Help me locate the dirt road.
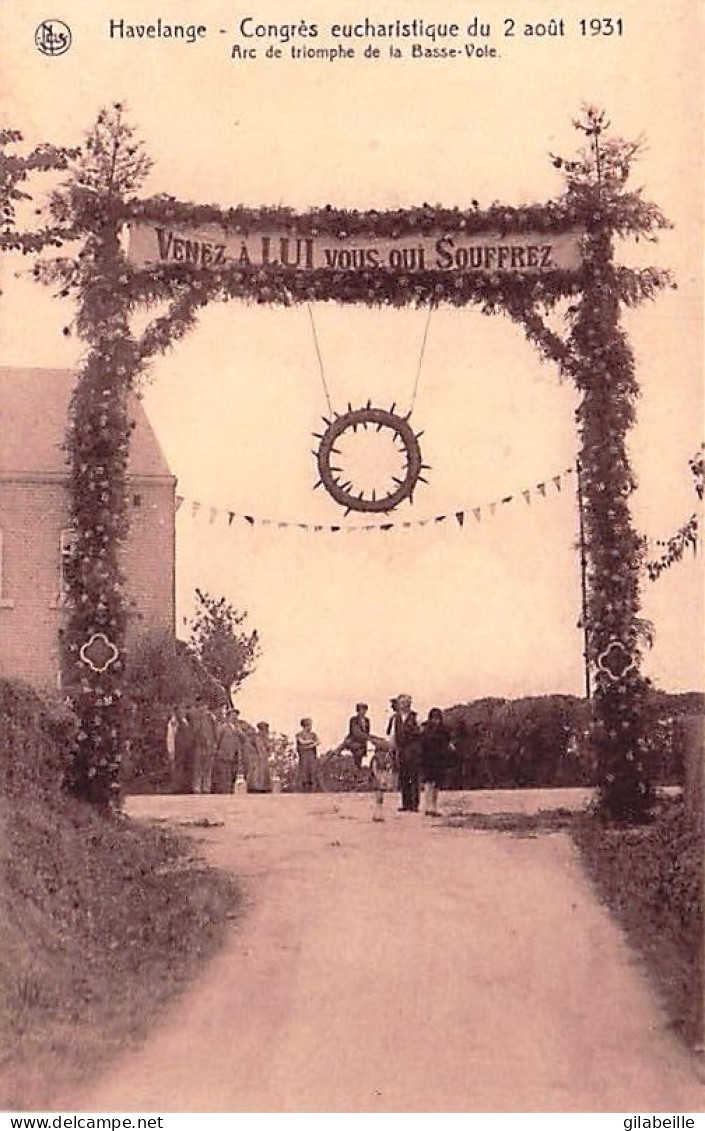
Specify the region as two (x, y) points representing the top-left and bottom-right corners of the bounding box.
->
(72, 790), (703, 1112)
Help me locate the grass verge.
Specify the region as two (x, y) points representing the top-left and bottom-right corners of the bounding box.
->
(570, 794), (703, 1046)
(0, 790), (238, 1110)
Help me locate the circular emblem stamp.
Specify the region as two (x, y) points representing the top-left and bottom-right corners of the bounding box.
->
(35, 19), (72, 56)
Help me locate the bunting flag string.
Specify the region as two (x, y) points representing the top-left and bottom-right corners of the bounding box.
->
(173, 465), (578, 534)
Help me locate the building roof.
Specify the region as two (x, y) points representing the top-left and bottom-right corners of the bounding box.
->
(0, 367), (173, 479)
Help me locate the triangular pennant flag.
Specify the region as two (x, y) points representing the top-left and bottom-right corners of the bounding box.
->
(152, 465), (580, 535)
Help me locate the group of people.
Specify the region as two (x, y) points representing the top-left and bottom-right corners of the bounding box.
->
(166, 698), (273, 794)
(334, 695), (454, 820)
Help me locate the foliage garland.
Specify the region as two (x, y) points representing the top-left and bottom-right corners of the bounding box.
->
(118, 189), (668, 241)
(38, 105), (672, 819)
(647, 514), (699, 580)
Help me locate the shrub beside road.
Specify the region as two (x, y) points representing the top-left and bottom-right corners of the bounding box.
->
(0, 679), (238, 1110)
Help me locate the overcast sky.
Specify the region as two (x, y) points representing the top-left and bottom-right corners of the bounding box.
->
(1, 0), (702, 744)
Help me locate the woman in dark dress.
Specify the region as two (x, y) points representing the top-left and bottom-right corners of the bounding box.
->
(421, 707), (452, 816)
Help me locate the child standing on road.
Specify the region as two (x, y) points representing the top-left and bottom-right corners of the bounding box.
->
(296, 717), (320, 792)
(421, 707), (452, 816)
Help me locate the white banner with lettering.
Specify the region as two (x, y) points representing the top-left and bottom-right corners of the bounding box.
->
(128, 221), (584, 275)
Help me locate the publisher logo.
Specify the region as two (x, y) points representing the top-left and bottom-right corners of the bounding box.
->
(35, 19), (72, 56)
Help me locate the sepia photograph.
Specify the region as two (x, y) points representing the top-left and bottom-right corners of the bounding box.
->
(0, 0), (703, 1116)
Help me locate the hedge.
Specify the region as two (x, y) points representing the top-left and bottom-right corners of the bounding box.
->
(442, 690), (703, 790)
(0, 679), (76, 797)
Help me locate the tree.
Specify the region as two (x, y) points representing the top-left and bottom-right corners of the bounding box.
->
(268, 733), (297, 791)
(187, 590), (261, 706)
(121, 631), (221, 792)
(125, 631), (220, 708)
(0, 126), (77, 268)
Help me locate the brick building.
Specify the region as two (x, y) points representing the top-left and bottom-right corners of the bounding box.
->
(0, 367), (176, 690)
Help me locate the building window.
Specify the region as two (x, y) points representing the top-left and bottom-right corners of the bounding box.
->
(133, 493), (142, 507)
(59, 527), (77, 603)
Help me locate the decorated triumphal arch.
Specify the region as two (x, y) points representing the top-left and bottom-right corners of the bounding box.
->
(38, 105), (671, 819)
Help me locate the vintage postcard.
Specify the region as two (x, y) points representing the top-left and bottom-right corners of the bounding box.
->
(0, 0), (702, 1117)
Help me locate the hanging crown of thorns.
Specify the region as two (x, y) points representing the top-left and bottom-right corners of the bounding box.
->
(313, 403), (429, 514)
